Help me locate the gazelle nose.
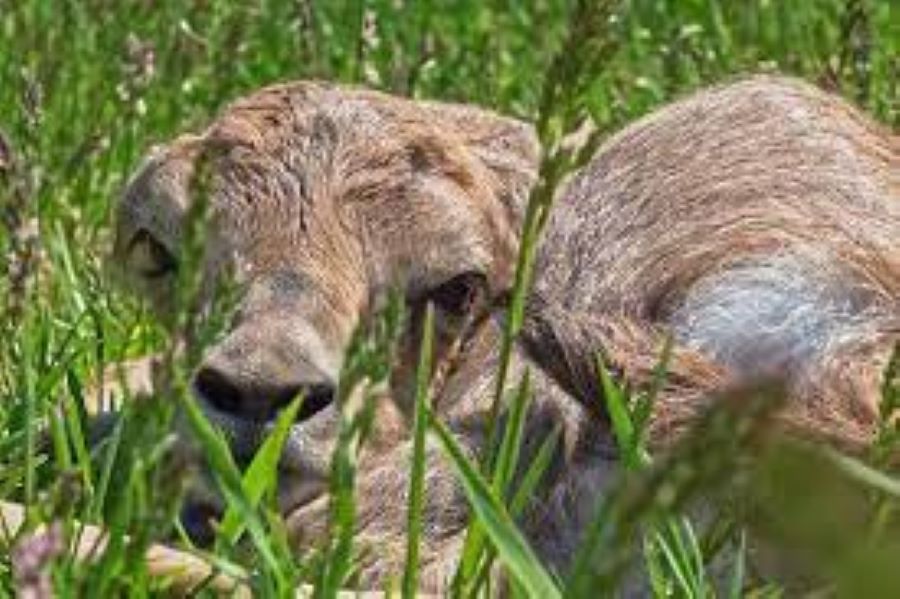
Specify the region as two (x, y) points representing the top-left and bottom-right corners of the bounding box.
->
(192, 365), (335, 423)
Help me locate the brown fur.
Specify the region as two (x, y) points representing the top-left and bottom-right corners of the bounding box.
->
(112, 76), (899, 591)
(530, 76), (900, 450)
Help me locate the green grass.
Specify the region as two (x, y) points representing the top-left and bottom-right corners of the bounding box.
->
(2, 0), (900, 597)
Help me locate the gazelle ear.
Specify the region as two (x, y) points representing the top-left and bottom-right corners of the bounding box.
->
(421, 101), (540, 231)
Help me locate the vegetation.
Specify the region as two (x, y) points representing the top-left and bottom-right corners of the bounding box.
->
(1, 0), (899, 596)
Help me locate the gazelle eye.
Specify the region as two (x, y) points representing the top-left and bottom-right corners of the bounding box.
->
(128, 229), (177, 279)
(427, 272), (485, 316)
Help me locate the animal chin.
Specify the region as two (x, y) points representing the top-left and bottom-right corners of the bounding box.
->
(277, 469), (328, 515)
(275, 423), (332, 481)
(178, 409), (333, 547)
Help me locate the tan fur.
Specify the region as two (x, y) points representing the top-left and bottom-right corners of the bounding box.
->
(531, 75), (899, 450)
(112, 76), (899, 591)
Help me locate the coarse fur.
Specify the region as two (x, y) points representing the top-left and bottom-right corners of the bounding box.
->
(111, 75), (899, 591)
(530, 75), (900, 449)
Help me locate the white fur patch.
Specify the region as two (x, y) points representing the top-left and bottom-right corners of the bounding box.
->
(671, 254), (880, 377)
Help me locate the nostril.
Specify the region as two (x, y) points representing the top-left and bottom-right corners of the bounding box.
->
(296, 383), (335, 422)
(194, 367), (244, 416)
(272, 382), (334, 422)
(180, 502), (221, 548)
(194, 365), (334, 422)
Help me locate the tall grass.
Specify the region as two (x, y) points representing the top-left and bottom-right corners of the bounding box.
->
(1, 0), (899, 597)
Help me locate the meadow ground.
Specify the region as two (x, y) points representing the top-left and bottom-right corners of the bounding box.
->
(1, 0), (899, 596)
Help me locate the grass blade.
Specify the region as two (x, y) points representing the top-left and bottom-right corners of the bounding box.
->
(92, 410), (125, 521)
(430, 417), (561, 599)
(823, 448), (900, 499)
(493, 371), (533, 496)
(728, 531), (747, 599)
(597, 353), (634, 462)
(402, 304), (434, 599)
(63, 373), (94, 495)
(178, 394), (286, 590)
(470, 425), (563, 595)
(509, 426), (561, 519)
(652, 526), (695, 596)
(217, 396), (302, 545)
(456, 372), (536, 592)
(47, 404), (72, 471)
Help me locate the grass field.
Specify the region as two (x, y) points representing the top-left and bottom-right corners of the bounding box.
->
(1, 0), (899, 596)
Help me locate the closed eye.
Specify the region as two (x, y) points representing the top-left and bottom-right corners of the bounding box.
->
(127, 228), (178, 279)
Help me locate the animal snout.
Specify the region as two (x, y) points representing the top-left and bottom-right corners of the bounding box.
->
(193, 365), (335, 423)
